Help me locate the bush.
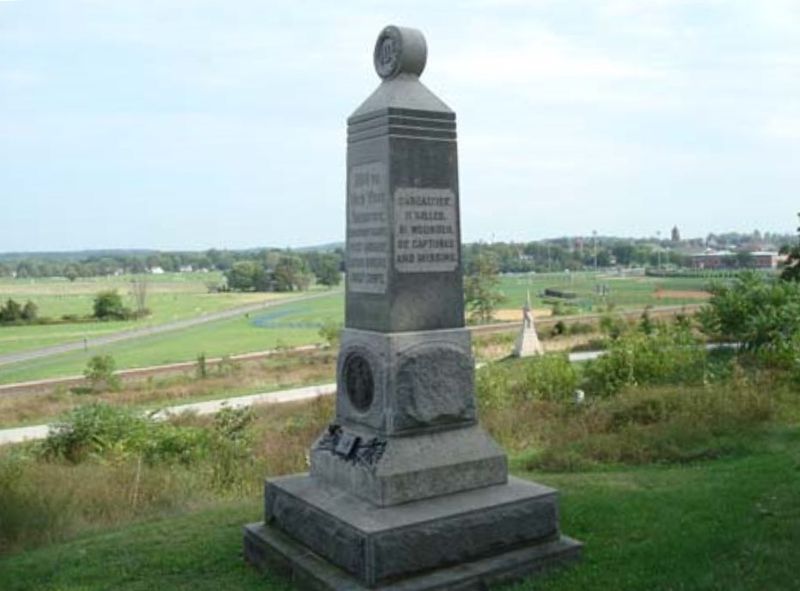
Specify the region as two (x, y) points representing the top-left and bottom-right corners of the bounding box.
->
(699, 272), (800, 369)
(514, 354), (578, 402)
(93, 290), (133, 320)
(39, 403), (211, 466)
(209, 406), (256, 491)
(582, 323), (707, 397)
(476, 354), (577, 409)
(318, 320), (342, 348)
(84, 355), (120, 392)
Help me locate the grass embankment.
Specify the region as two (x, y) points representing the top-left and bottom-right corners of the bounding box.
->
(2, 344), (798, 590)
(0, 293), (343, 385)
(1, 393), (798, 590)
(3, 437), (799, 591)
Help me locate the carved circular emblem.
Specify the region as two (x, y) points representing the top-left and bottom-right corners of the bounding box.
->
(343, 353), (375, 412)
(373, 25), (427, 80)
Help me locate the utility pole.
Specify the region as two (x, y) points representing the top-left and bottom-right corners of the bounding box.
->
(593, 230), (598, 273)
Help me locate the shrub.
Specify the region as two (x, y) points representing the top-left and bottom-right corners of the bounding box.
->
(39, 403), (210, 466)
(84, 354), (120, 392)
(513, 354), (578, 402)
(318, 320), (342, 348)
(209, 406), (256, 491)
(582, 323), (707, 397)
(699, 272), (800, 369)
(196, 352), (208, 379)
(93, 290), (133, 320)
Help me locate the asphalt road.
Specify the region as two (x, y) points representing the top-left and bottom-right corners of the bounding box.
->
(0, 290), (339, 368)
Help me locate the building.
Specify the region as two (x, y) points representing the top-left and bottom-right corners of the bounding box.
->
(690, 250), (784, 270)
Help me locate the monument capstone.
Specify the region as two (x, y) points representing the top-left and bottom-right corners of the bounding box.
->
(243, 25), (582, 590)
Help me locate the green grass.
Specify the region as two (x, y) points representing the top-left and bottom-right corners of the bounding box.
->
(1, 427), (798, 591)
(0, 272), (710, 384)
(0, 273), (299, 357)
(497, 272), (712, 313)
(0, 293), (344, 384)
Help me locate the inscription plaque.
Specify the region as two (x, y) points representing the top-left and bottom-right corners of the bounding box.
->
(348, 162), (389, 293)
(394, 187), (458, 272)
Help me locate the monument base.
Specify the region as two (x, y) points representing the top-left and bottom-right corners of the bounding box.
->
(243, 474), (582, 590)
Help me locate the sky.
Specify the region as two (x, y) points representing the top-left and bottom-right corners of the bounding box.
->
(1, 0), (799, 252)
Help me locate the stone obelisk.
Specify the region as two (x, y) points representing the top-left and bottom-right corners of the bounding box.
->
(514, 290), (544, 357)
(243, 25), (581, 590)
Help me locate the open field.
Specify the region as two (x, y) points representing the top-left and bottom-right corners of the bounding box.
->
(0, 273), (710, 385)
(0, 273), (297, 357)
(0, 293), (344, 385)
(495, 272), (712, 313)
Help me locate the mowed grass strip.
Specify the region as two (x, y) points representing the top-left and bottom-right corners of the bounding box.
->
(0, 293), (344, 385)
(1, 430), (798, 591)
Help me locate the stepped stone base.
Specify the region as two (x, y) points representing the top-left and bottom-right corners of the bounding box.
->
(243, 474), (582, 590)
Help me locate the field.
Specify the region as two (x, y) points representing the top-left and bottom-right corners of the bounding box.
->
(0, 293), (344, 385)
(494, 272), (712, 315)
(0, 272), (711, 385)
(0, 273), (295, 357)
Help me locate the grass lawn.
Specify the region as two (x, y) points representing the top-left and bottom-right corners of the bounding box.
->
(1, 427), (798, 591)
(497, 272), (712, 313)
(0, 292), (344, 384)
(0, 273), (300, 357)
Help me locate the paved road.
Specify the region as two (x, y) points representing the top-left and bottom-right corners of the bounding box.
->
(0, 351), (607, 446)
(0, 290), (340, 368)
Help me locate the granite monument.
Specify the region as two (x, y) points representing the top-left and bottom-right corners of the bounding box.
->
(243, 25), (582, 590)
(513, 291), (544, 357)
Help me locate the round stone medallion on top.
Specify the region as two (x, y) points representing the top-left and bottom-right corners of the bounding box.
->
(373, 25), (427, 80)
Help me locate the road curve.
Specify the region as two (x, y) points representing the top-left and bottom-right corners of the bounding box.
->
(0, 290), (340, 368)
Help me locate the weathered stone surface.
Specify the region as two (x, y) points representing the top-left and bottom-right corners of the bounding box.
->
(261, 474), (573, 587)
(345, 27), (462, 334)
(245, 522), (581, 591)
(335, 327), (476, 435)
(243, 25), (583, 589)
(310, 423), (506, 506)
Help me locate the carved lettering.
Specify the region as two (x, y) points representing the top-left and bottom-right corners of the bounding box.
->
(347, 163), (389, 293)
(394, 188), (459, 273)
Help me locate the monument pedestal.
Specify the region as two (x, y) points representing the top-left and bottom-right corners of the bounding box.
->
(244, 475), (581, 590)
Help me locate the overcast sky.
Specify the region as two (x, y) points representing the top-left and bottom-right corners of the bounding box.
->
(1, 0), (798, 252)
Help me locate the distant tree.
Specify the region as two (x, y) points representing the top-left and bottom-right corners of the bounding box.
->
(611, 244), (634, 266)
(93, 290), (131, 320)
(21, 300), (38, 322)
(225, 261), (264, 291)
(0, 299), (23, 323)
(735, 251), (754, 269)
(130, 276), (149, 317)
(274, 256), (311, 291)
(314, 256), (341, 287)
(781, 213), (800, 282)
(670, 226), (681, 242)
(464, 254), (505, 324)
(64, 264), (80, 282)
